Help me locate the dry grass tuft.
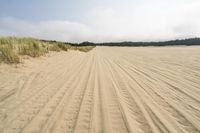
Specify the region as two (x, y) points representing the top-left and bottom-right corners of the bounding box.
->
(0, 45), (20, 63)
(0, 37), (95, 63)
(76, 46), (95, 52)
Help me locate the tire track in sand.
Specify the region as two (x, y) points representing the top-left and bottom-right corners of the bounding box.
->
(1, 46), (200, 133)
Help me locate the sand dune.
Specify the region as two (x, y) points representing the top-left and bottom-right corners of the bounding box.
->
(0, 47), (200, 133)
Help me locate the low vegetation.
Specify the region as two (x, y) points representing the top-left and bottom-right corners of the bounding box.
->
(79, 38), (200, 47)
(0, 44), (20, 63)
(77, 46), (96, 52)
(0, 37), (95, 63)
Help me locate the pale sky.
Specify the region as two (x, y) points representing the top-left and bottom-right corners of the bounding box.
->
(0, 0), (200, 42)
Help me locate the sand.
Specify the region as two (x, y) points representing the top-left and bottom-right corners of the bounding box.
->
(0, 46), (200, 133)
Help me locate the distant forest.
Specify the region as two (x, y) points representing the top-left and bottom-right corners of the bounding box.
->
(76, 38), (200, 47)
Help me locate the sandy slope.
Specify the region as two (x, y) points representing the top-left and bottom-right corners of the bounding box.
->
(0, 46), (200, 133)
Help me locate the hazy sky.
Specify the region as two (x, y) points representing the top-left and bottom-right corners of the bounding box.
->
(0, 0), (200, 42)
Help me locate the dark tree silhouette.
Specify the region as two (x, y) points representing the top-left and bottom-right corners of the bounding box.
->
(41, 38), (200, 47)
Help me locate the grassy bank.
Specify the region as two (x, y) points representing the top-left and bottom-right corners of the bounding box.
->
(0, 37), (95, 63)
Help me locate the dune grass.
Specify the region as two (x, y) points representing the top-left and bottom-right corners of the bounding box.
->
(18, 38), (48, 57)
(0, 37), (95, 63)
(70, 46), (95, 52)
(0, 45), (20, 63)
(76, 46), (96, 52)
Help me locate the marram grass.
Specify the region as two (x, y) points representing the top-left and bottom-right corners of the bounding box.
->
(0, 37), (95, 63)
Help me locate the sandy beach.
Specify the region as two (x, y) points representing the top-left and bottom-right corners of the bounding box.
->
(0, 46), (200, 133)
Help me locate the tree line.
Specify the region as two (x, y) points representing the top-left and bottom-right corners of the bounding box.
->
(77, 38), (200, 47)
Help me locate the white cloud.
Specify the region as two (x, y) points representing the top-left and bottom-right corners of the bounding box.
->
(1, 0), (200, 42)
(0, 17), (92, 43)
(86, 0), (200, 42)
